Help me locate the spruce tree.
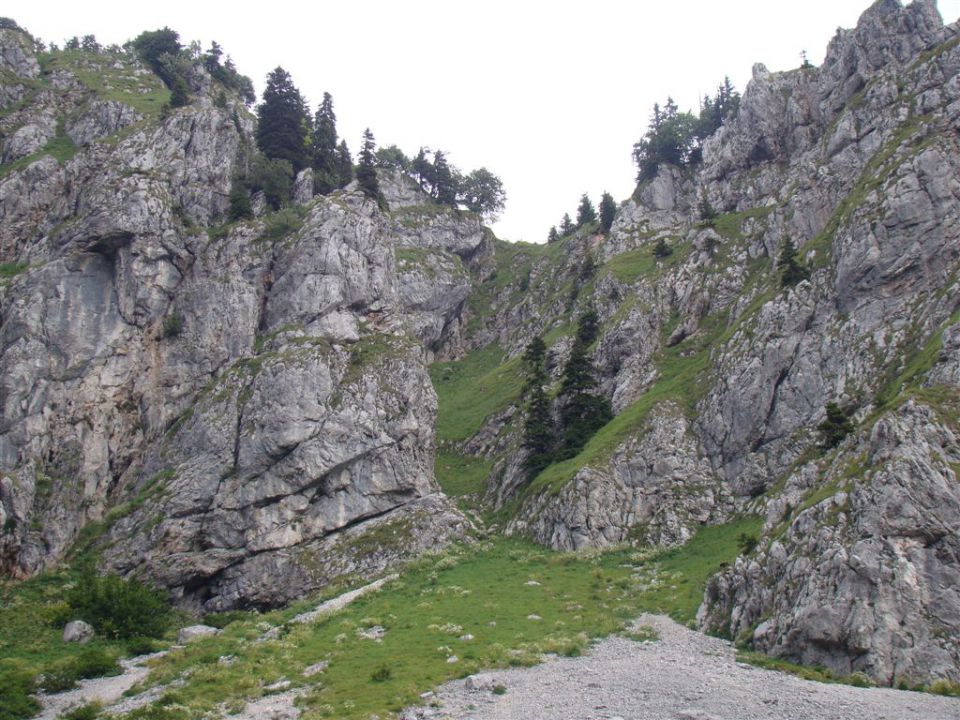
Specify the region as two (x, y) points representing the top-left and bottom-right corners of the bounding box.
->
(558, 308), (611, 459)
(432, 150), (458, 207)
(521, 337), (554, 482)
(356, 128), (381, 202)
(547, 226), (560, 243)
(779, 238), (810, 287)
(256, 67), (311, 173)
(576, 193), (597, 227)
(335, 140), (353, 188)
(311, 92), (339, 195)
(599, 192), (616, 233)
(560, 213), (575, 236)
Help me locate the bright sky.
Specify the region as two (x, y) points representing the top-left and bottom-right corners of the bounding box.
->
(6, 1), (960, 242)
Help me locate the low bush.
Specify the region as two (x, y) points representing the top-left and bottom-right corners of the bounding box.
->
(0, 661), (40, 720)
(66, 572), (171, 640)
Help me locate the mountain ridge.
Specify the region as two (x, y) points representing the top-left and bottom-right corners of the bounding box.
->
(0, 0), (958, 691)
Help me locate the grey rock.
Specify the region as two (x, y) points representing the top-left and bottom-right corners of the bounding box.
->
(178, 625), (221, 644)
(63, 620), (95, 643)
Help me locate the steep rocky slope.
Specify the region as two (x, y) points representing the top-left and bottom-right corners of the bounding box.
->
(435, 0), (960, 686)
(0, 29), (475, 610)
(1, 0), (959, 691)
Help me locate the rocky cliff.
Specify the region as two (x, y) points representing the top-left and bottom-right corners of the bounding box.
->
(0, 30), (475, 610)
(434, 0), (960, 686)
(1, 0), (959, 689)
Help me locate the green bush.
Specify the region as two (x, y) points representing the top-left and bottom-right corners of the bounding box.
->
(36, 648), (120, 693)
(0, 661), (40, 720)
(66, 572), (171, 640)
(370, 663), (391, 682)
(60, 701), (103, 720)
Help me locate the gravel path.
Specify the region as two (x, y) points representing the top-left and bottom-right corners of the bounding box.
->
(34, 651), (167, 719)
(410, 614), (960, 720)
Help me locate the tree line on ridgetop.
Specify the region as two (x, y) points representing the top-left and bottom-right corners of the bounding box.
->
(239, 65), (506, 219)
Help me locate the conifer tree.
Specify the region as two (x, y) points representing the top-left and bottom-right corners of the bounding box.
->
(558, 308), (612, 459)
(432, 150), (459, 207)
(521, 337), (554, 482)
(576, 193), (597, 227)
(335, 140), (353, 188)
(599, 192), (616, 233)
(256, 67), (310, 173)
(311, 92), (339, 195)
(560, 213), (575, 236)
(547, 226), (560, 243)
(779, 238), (810, 287)
(356, 128), (381, 202)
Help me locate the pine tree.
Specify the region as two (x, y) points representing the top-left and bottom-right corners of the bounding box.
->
(547, 226), (560, 243)
(560, 213), (575, 236)
(432, 150), (458, 207)
(557, 308), (611, 459)
(599, 192), (616, 233)
(576, 193), (597, 227)
(256, 67), (311, 173)
(356, 128), (381, 202)
(311, 92), (339, 195)
(335, 140), (353, 188)
(819, 402), (853, 449)
(521, 337), (554, 481)
(779, 238), (810, 287)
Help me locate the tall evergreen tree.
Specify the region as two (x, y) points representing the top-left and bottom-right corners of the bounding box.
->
(311, 92), (339, 195)
(576, 193), (597, 226)
(547, 226), (560, 243)
(356, 128), (381, 201)
(558, 308), (612, 459)
(335, 140), (353, 188)
(521, 337), (554, 482)
(779, 237), (810, 287)
(599, 192), (617, 233)
(256, 67), (310, 173)
(560, 213), (575, 236)
(432, 150), (458, 207)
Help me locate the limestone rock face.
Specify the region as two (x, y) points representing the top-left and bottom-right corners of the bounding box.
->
(0, 35), (477, 609)
(447, 0), (960, 685)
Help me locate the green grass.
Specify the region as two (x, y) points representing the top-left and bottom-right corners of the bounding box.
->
(119, 521), (753, 720)
(0, 569), (149, 719)
(43, 50), (170, 117)
(711, 206), (775, 243)
(430, 344), (525, 443)
(601, 239), (688, 284)
(435, 450), (493, 497)
(0, 262), (29, 279)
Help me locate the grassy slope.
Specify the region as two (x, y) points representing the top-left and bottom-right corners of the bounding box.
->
(114, 519), (758, 720)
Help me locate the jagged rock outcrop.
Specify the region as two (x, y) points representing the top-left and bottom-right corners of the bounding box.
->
(437, 0), (960, 684)
(0, 28), (479, 609)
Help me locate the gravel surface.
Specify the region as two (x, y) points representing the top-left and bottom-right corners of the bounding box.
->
(34, 651), (167, 719)
(407, 614), (960, 720)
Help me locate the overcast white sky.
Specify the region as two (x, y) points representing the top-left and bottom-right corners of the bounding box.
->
(6, 1), (960, 242)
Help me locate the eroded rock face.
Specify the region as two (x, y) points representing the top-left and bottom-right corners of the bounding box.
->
(0, 37), (480, 608)
(455, 0), (960, 684)
(699, 401), (960, 684)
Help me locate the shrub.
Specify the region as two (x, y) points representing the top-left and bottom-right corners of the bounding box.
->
(66, 572), (171, 640)
(370, 663), (391, 682)
(492, 684), (507, 695)
(653, 237), (673, 259)
(162, 312), (183, 338)
(818, 402), (854, 449)
(0, 661), (40, 720)
(737, 533), (758, 555)
(61, 702), (103, 720)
